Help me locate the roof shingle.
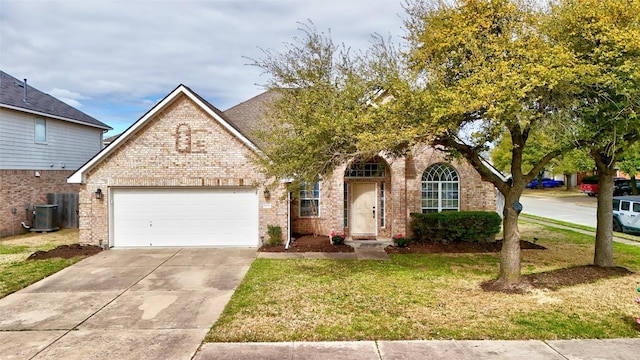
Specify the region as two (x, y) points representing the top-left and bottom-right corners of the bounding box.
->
(0, 70), (111, 130)
(223, 90), (280, 149)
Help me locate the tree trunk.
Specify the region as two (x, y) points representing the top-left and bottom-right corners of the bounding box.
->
(536, 173), (544, 189)
(565, 174), (571, 191)
(496, 191), (523, 285)
(631, 175), (638, 195)
(593, 150), (615, 267)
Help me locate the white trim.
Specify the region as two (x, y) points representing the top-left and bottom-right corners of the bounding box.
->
(421, 163), (460, 213)
(68, 85), (263, 184)
(298, 181), (321, 218)
(0, 103), (111, 130)
(480, 156), (508, 182)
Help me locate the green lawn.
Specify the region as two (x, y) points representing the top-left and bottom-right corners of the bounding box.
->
(0, 229), (86, 298)
(206, 222), (640, 341)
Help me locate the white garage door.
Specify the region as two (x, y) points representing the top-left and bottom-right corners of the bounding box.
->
(111, 187), (258, 247)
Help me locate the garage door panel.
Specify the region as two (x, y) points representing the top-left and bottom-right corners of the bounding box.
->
(112, 188), (258, 247)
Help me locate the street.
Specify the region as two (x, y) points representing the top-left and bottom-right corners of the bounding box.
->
(519, 194), (597, 228)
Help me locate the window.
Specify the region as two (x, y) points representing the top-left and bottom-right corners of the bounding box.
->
(633, 202), (640, 213)
(621, 201), (630, 211)
(421, 163), (459, 213)
(345, 161), (385, 178)
(35, 118), (46, 143)
(299, 182), (320, 217)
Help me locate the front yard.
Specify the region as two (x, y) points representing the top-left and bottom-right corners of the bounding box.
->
(0, 229), (88, 298)
(207, 221), (640, 341)
(2, 223), (639, 340)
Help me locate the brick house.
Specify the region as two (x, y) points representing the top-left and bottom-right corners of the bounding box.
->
(69, 85), (496, 248)
(0, 71), (111, 237)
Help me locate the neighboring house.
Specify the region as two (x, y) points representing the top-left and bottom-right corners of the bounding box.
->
(103, 133), (121, 147)
(0, 71), (112, 237)
(69, 85), (496, 248)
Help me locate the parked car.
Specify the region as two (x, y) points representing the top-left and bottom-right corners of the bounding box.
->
(612, 196), (640, 234)
(614, 179), (640, 196)
(526, 178), (565, 189)
(581, 176), (631, 196)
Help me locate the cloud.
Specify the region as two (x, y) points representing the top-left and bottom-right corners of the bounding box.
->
(47, 88), (90, 108)
(0, 0), (406, 135)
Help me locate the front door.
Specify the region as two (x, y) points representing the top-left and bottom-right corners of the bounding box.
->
(351, 183), (377, 236)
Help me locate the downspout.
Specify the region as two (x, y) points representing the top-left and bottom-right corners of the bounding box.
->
(285, 191), (292, 250)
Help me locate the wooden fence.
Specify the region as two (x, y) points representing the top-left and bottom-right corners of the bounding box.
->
(46, 193), (79, 229)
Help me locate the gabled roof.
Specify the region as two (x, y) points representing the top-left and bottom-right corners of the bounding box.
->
(102, 133), (121, 146)
(0, 70), (111, 130)
(223, 90), (280, 149)
(68, 84), (261, 183)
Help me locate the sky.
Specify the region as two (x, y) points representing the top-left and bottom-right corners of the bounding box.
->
(0, 0), (407, 136)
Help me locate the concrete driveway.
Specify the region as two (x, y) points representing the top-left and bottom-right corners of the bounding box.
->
(0, 248), (256, 360)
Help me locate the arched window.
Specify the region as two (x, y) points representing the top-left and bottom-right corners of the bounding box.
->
(421, 163), (459, 213)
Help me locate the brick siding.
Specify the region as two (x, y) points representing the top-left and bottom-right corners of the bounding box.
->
(291, 145), (496, 239)
(78, 93), (497, 246)
(0, 170), (79, 237)
(80, 94), (287, 246)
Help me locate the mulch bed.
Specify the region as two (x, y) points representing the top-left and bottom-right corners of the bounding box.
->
(259, 235), (546, 254)
(481, 265), (634, 293)
(259, 235), (354, 253)
(27, 244), (103, 260)
(385, 240), (546, 254)
(522, 265), (634, 290)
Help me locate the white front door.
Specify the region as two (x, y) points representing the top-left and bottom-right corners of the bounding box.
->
(351, 183), (377, 236)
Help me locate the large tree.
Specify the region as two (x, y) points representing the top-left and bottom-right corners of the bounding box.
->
(249, 22), (397, 186)
(545, 0), (640, 267)
(400, 0), (584, 288)
(251, 1), (611, 289)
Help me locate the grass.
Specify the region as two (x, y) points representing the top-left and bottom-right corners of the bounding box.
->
(206, 222), (640, 341)
(0, 229), (85, 298)
(520, 213), (640, 243)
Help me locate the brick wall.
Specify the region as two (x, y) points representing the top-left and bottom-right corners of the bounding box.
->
(0, 169), (79, 237)
(408, 144), (496, 213)
(290, 146), (496, 240)
(80, 94), (287, 246)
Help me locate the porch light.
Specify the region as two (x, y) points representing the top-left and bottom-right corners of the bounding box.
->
(263, 188), (271, 199)
(95, 188), (103, 200)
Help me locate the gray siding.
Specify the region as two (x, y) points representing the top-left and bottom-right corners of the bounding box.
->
(0, 108), (103, 170)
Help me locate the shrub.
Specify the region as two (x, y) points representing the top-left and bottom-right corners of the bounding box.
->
(330, 231), (345, 245)
(410, 211), (502, 243)
(266, 225), (283, 247)
(393, 233), (409, 248)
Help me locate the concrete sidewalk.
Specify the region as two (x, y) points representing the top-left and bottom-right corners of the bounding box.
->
(195, 338), (640, 359)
